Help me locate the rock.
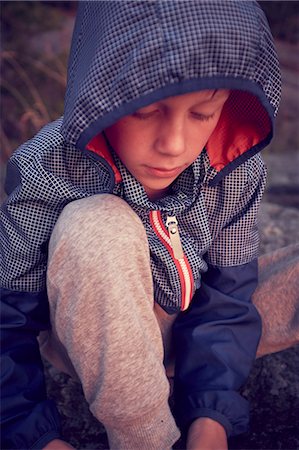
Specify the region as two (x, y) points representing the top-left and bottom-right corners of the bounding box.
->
(259, 202), (299, 254)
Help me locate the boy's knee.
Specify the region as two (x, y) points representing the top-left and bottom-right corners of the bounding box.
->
(50, 194), (147, 252)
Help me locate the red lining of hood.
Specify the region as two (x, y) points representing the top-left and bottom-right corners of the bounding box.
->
(86, 133), (122, 183)
(86, 91), (271, 180)
(206, 91), (271, 171)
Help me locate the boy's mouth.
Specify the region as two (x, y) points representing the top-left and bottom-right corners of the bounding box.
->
(144, 165), (184, 178)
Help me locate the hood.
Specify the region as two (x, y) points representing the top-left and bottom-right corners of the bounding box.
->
(61, 0), (281, 185)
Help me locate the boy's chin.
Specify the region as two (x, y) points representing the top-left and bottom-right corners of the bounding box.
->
(144, 185), (172, 201)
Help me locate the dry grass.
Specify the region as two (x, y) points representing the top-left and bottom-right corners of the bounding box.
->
(1, 50), (67, 161)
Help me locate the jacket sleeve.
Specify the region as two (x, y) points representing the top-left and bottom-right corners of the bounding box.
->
(173, 260), (261, 437)
(173, 156), (266, 437)
(1, 159), (63, 449)
(1, 288), (62, 449)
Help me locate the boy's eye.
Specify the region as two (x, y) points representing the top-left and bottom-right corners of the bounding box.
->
(132, 109), (216, 121)
(191, 112), (215, 121)
(132, 110), (159, 120)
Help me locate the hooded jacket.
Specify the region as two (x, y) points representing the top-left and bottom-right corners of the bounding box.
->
(1, 1), (281, 448)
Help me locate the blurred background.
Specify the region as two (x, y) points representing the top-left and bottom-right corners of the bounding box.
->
(1, 2), (299, 449)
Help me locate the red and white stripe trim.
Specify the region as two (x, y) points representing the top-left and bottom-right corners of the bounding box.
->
(150, 210), (194, 311)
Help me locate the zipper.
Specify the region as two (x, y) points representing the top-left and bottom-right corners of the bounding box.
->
(149, 210), (194, 311)
(165, 216), (184, 259)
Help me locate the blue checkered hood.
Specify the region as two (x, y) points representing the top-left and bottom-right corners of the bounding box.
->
(61, 0), (281, 155)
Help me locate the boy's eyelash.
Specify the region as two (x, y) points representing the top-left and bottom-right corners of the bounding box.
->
(132, 111), (215, 121)
(191, 112), (215, 121)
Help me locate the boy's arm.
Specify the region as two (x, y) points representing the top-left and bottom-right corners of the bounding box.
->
(1, 288), (62, 449)
(173, 155), (266, 439)
(1, 159), (63, 449)
(174, 259), (260, 438)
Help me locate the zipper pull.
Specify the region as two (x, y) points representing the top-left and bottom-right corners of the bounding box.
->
(166, 216), (184, 260)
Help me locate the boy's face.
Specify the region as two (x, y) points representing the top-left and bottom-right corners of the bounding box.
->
(105, 89), (229, 200)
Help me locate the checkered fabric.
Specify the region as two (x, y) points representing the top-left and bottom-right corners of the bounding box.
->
(112, 147), (266, 311)
(1, 118), (114, 292)
(1, 0), (277, 312)
(61, 0), (281, 149)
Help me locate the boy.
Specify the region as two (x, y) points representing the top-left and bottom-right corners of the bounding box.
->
(2, 1), (294, 449)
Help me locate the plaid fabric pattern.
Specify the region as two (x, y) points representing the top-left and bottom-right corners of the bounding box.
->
(61, 0), (280, 149)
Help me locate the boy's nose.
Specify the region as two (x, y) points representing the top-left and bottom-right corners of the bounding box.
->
(154, 120), (185, 157)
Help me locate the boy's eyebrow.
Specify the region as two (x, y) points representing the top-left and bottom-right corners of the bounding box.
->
(210, 89), (218, 99)
(194, 89), (231, 106)
(192, 90), (218, 104)
(204, 90), (220, 102)
(192, 90), (222, 107)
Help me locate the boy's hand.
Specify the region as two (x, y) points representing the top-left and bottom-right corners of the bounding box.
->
(42, 439), (75, 449)
(187, 417), (228, 450)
